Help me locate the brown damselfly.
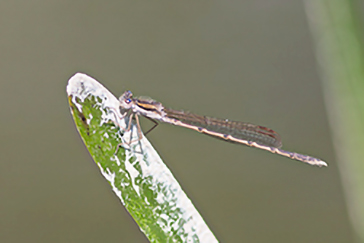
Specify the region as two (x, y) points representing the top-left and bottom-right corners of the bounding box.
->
(113, 90), (327, 167)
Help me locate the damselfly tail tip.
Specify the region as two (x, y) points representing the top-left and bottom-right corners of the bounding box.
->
(317, 161), (328, 167)
(309, 158), (328, 167)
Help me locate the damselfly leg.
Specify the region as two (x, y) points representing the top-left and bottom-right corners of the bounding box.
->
(108, 105), (159, 154)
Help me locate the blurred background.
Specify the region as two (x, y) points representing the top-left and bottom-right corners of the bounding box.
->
(1, 1), (363, 242)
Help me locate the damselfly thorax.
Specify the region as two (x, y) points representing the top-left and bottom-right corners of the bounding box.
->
(113, 90), (327, 167)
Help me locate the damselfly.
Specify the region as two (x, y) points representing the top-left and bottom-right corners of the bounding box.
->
(113, 90), (327, 167)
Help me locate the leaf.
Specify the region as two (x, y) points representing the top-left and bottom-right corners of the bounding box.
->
(67, 73), (218, 243)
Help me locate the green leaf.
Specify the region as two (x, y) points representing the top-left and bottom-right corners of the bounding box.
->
(305, 0), (364, 241)
(67, 73), (218, 243)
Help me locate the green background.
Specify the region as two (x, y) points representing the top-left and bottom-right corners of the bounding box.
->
(1, 1), (362, 242)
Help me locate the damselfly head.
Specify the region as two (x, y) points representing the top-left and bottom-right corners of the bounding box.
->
(119, 90), (134, 109)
